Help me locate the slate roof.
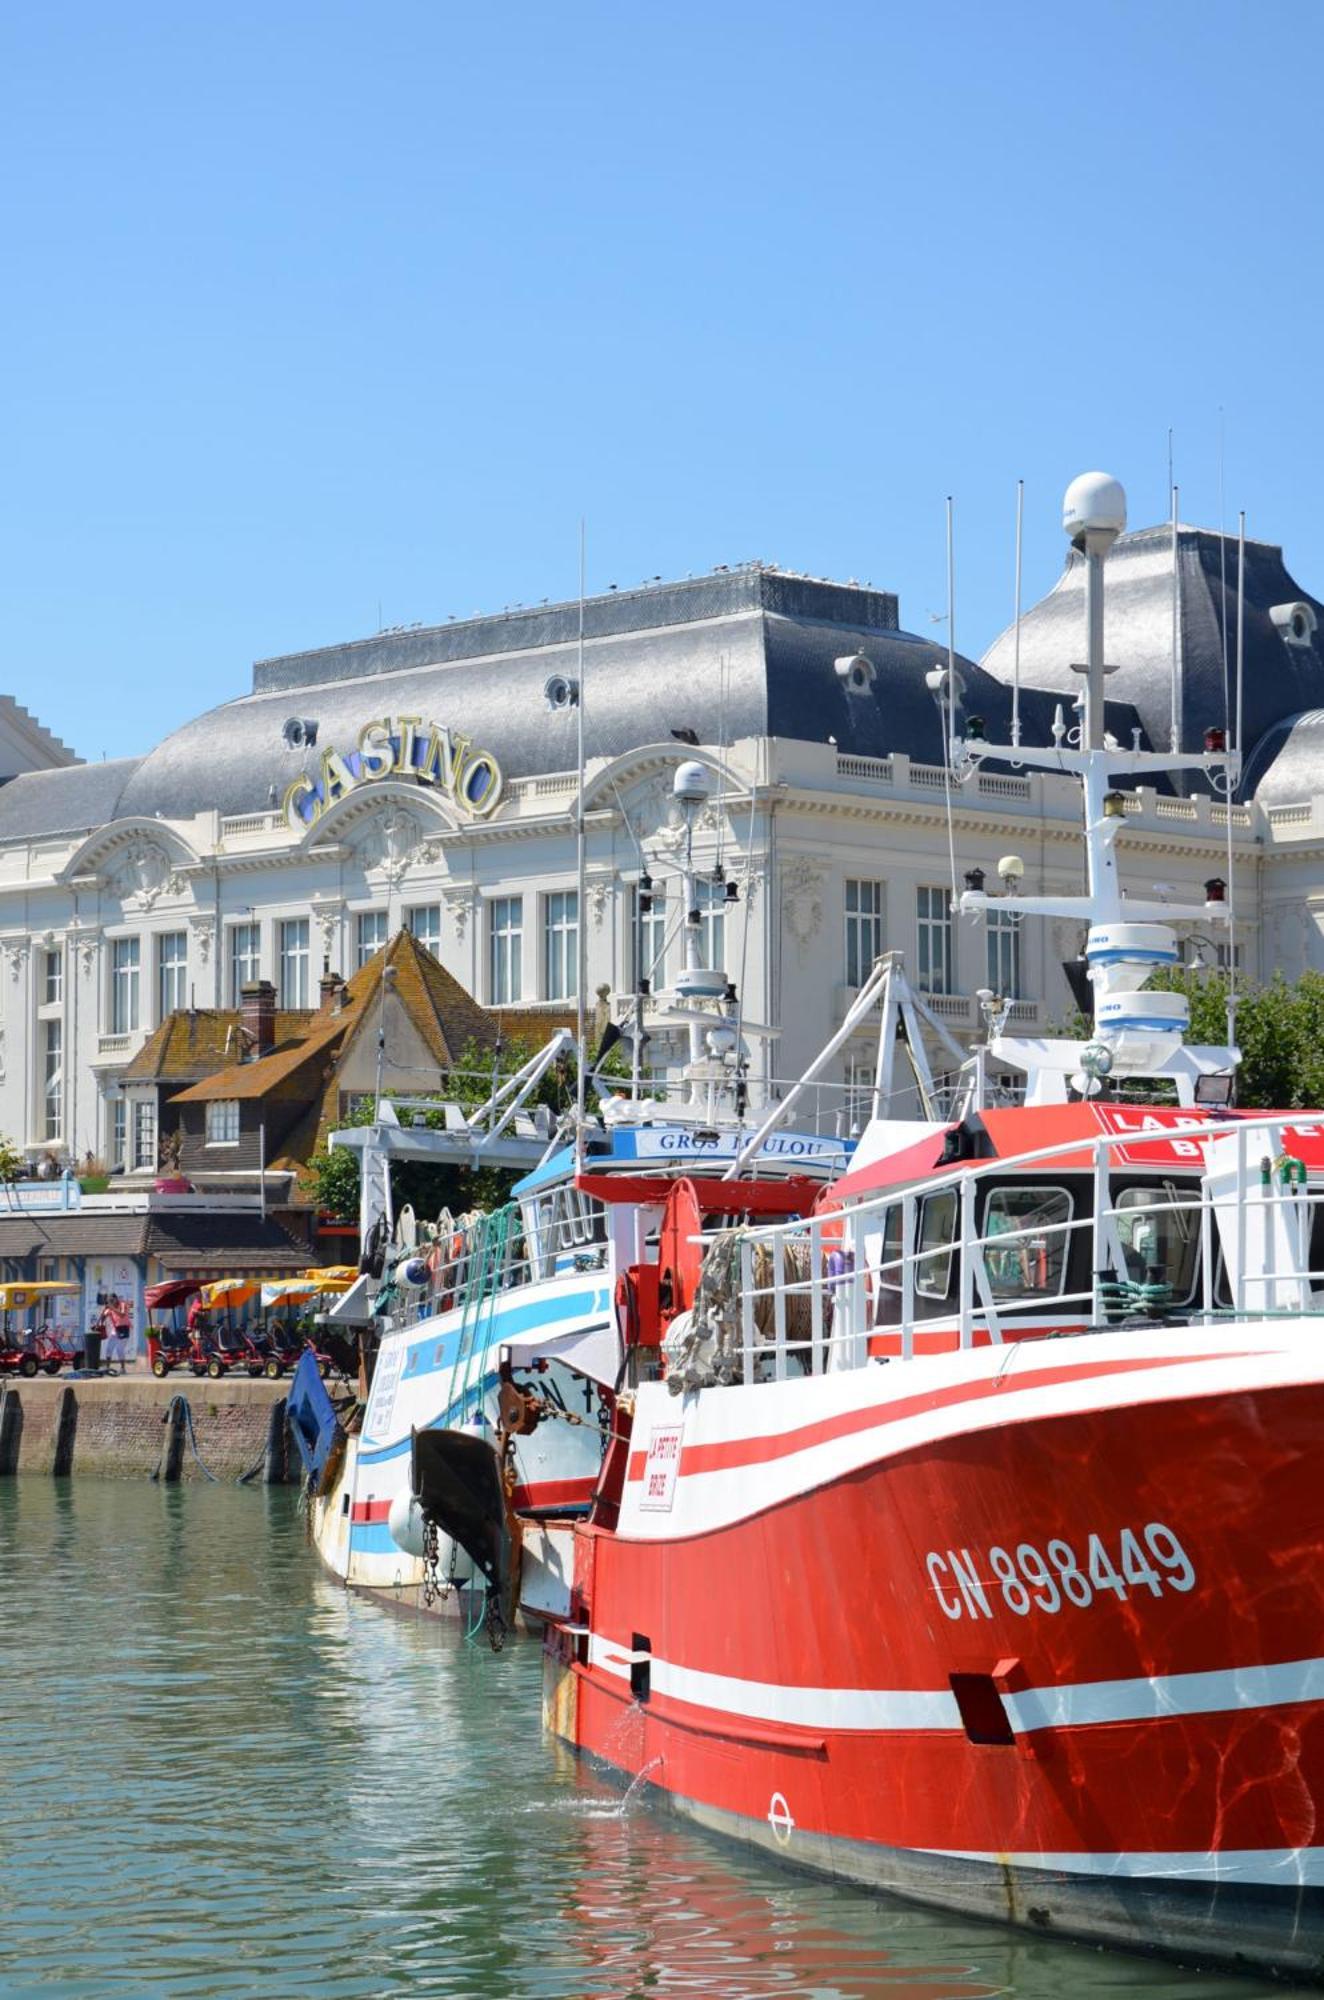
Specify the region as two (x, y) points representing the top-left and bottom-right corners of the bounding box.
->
(1242, 708), (1324, 805)
(0, 756), (143, 844)
(981, 525), (1324, 784)
(0, 1208), (307, 1270)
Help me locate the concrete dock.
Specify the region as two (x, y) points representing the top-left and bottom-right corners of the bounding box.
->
(0, 1373), (299, 1481)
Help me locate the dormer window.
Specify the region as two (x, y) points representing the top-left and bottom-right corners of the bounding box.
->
(1270, 601), (1318, 648)
(206, 1099), (240, 1146)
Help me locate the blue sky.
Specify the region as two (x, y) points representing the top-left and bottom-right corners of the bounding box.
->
(2, 1), (1320, 760)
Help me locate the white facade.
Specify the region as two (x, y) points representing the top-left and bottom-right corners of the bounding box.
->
(0, 728), (1305, 1171)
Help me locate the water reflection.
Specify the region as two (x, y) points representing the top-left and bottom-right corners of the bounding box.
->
(0, 1483), (1289, 2000)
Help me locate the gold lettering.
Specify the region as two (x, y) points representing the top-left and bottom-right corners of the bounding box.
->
(282, 774), (317, 833)
(460, 751), (504, 818)
(319, 748), (356, 804)
(417, 727), (470, 793)
(357, 718), (394, 779)
(393, 715), (421, 775)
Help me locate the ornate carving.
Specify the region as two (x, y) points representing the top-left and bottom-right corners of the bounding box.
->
(588, 874), (612, 929)
(353, 806), (421, 884)
(107, 838), (183, 909)
(780, 857), (826, 960)
(189, 919), (214, 967)
(628, 773), (723, 858)
(312, 903), (343, 960)
(443, 888), (472, 943)
(6, 942), (29, 984)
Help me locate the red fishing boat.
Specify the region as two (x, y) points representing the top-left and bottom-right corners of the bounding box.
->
(543, 474), (1324, 1981)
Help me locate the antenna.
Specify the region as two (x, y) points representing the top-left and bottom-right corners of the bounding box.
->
(1218, 408), (1230, 756)
(1170, 481), (1181, 762)
(1225, 508), (1246, 1058)
(574, 519), (587, 1174)
(1011, 478), (1024, 748)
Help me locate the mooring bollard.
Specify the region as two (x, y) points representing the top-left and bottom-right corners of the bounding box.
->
(52, 1386), (77, 1477)
(0, 1385), (21, 1476)
(157, 1396), (187, 1483)
(264, 1397), (289, 1485)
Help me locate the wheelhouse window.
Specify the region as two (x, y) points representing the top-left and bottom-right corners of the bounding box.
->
(279, 919), (310, 1009)
(915, 1188), (958, 1297)
(916, 887), (953, 995)
(406, 905), (442, 958)
(156, 931), (187, 1019)
(110, 937), (141, 1034)
(228, 923), (260, 1005)
(983, 1185), (1072, 1300)
(845, 879), (885, 988)
(356, 910), (388, 968)
(489, 896), (523, 1005)
(543, 891), (579, 1002)
(1115, 1182), (1199, 1303)
(986, 909), (1022, 1000)
(206, 1099), (240, 1146)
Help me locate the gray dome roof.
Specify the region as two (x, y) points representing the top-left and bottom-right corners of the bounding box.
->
(1243, 708), (1324, 806)
(981, 525), (1324, 785)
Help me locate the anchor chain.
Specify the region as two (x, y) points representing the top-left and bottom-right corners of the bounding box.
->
(421, 1517), (441, 1607)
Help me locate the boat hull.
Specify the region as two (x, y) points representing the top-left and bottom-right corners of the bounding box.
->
(544, 1321), (1324, 1981)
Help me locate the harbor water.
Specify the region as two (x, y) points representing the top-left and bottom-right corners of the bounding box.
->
(0, 1482), (1294, 2000)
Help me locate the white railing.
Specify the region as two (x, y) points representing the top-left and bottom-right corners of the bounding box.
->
(978, 774), (1031, 800)
(836, 755), (894, 783)
(386, 1194), (609, 1332)
(718, 1110), (1324, 1384)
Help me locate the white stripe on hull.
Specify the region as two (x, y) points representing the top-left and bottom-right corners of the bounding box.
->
(588, 1633), (1324, 1735)
(924, 1844), (1324, 1887)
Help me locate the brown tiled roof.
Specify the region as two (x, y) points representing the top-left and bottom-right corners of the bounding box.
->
(153, 932), (576, 1187)
(169, 1013), (346, 1103)
(123, 1010), (316, 1082)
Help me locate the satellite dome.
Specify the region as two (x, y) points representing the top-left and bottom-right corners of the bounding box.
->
(1063, 472), (1127, 545)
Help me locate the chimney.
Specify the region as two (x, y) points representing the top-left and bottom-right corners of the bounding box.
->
(319, 967), (345, 1011)
(240, 979), (277, 1060)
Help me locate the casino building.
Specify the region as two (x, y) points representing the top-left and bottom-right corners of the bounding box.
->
(0, 525), (1323, 1245)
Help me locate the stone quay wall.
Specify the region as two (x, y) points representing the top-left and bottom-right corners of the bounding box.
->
(0, 1376), (299, 1483)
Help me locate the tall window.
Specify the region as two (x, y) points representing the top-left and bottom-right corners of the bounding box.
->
(42, 1020), (62, 1142)
(845, 879), (885, 988)
(356, 910), (388, 968)
(132, 1098), (157, 1172)
(407, 905), (442, 958)
(629, 884), (668, 991)
(489, 896), (522, 1005)
(43, 948), (63, 1007)
(986, 909), (1022, 1000)
(157, 931), (188, 1018)
(279, 918), (310, 1008)
(543, 891), (579, 1002)
(916, 887), (953, 995)
(228, 922), (260, 1005)
(110, 937), (141, 1033)
(111, 1099), (127, 1170)
(696, 880), (726, 974)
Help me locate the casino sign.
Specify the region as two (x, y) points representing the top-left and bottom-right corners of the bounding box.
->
(283, 717), (503, 833)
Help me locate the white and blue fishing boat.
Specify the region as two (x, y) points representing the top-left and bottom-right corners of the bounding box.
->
(306, 760), (856, 1635)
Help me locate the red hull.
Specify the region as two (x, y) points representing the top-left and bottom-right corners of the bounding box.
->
(544, 1327), (1324, 1979)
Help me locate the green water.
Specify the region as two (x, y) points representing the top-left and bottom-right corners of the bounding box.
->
(0, 1482), (1291, 2000)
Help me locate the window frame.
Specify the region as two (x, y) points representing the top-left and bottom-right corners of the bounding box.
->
(156, 930), (188, 1020)
(986, 908), (1023, 1001)
(542, 889), (579, 1003)
(205, 1099), (241, 1147)
(981, 1183), (1074, 1303)
(228, 922), (261, 1006)
(42, 1018), (62, 1143)
(355, 910), (388, 968)
(489, 895), (523, 1006)
(110, 936), (141, 1034)
(406, 904), (442, 958)
(278, 917), (310, 1009)
(845, 878), (885, 988)
(916, 886), (953, 997)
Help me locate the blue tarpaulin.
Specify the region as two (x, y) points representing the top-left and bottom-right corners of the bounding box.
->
(286, 1349), (341, 1482)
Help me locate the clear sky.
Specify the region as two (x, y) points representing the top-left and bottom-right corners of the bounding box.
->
(2, 1), (1321, 761)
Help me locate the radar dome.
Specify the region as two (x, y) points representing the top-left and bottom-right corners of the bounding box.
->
(673, 761), (714, 806)
(1063, 472), (1127, 546)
